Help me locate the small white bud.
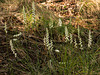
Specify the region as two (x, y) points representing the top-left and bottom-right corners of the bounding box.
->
(13, 39), (18, 41)
(55, 50), (60, 53)
(59, 62), (66, 64)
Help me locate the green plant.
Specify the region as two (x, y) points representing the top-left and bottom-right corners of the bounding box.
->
(32, 1), (35, 24)
(23, 6), (26, 24)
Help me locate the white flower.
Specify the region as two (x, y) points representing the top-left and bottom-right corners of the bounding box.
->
(43, 28), (49, 47)
(55, 50), (60, 53)
(43, 28), (53, 53)
(13, 39), (18, 41)
(13, 32), (22, 37)
(15, 53), (17, 58)
(59, 62), (66, 64)
(48, 40), (53, 52)
(46, 28), (49, 47)
(65, 26), (69, 42)
(10, 40), (17, 57)
(43, 37), (46, 45)
(4, 22), (7, 34)
(88, 30), (92, 48)
(58, 18), (62, 26)
(79, 37), (83, 50)
(74, 38), (77, 48)
(70, 33), (73, 44)
(48, 59), (53, 70)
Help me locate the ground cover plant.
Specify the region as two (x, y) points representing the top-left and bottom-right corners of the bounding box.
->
(0, 0), (100, 75)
